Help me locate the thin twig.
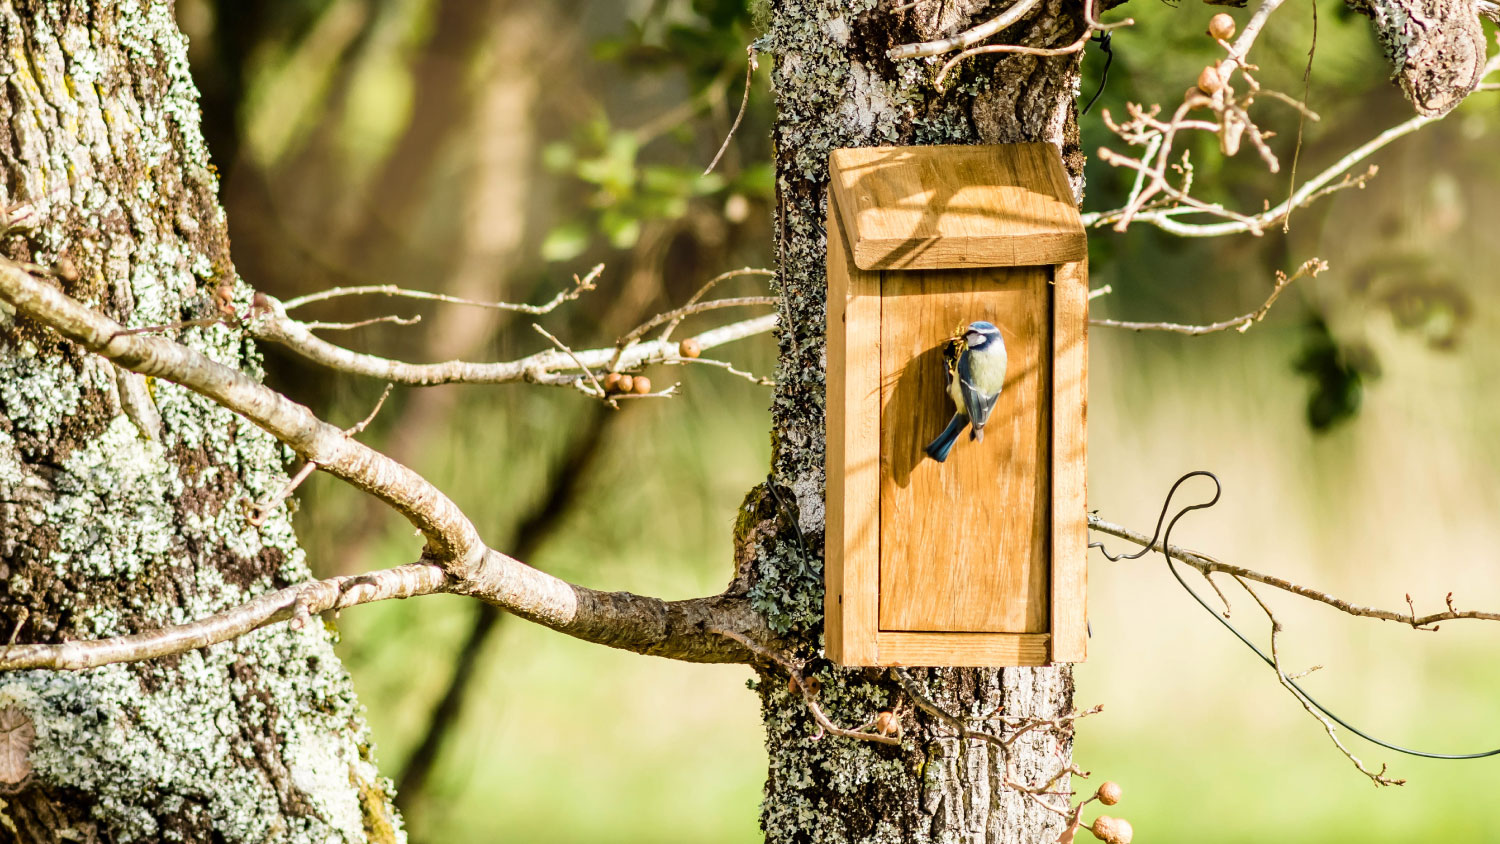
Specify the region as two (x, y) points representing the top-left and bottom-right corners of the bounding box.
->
(1237, 578), (1405, 786)
(1086, 515), (1500, 628)
(659, 267), (776, 343)
(282, 264), (604, 313)
(704, 49), (758, 176)
(1089, 258), (1323, 334)
(712, 629), (901, 746)
(533, 323), (617, 408)
(303, 314), (421, 331)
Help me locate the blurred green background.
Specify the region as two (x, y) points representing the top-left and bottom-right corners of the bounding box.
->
(176, 0), (1500, 840)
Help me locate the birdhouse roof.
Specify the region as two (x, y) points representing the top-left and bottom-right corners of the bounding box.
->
(829, 143), (1086, 271)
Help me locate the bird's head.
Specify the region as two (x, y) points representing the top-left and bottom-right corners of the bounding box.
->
(964, 321), (1002, 350)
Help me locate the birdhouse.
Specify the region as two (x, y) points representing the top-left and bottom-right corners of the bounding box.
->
(824, 143), (1088, 667)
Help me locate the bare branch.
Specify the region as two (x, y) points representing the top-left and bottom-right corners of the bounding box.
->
(1237, 579), (1405, 786)
(659, 267), (776, 343)
(1091, 258), (1324, 335)
(0, 259), (771, 668)
(533, 323), (617, 407)
(0, 563), (449, 671)
(280, 263), (603, 314)
(888, 0), (1044, 60)
(1086, 515), (1500, 628)
(249, 297), (776, 388)
(712, 629), (902, 746)
(302, 314), (421, 331)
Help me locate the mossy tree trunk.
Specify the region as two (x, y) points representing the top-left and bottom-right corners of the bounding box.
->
(0, 3), (400, 841)
(756, 1), (1085, 841)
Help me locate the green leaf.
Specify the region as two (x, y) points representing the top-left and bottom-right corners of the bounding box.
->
(541, 221), (591, 262)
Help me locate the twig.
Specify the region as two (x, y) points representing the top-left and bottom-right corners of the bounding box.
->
(658, 267), (776, 343)
(281, 264), (604, 313)
(712, 628), (901, 746)
(0, 563), (450, 670)
(1237, 578), (1405, 786)
(532, 323), (617, 408)
(1090, 258), (1323, 335)
(615, 296), (778, 354)
(888, 0), (1044, 60)
(303, 314), (421, 331)
(1086, 515), (1500, 628)
(345, 383), (396, 436)
(703, 48), (758, 176)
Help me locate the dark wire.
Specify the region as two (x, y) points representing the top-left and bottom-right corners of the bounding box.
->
(766, 473), (813, 576)
(1091, 470), (1500, 761)
(1080, 30), (1113, 117)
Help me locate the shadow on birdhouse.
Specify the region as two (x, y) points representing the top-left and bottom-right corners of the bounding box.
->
(824, 143), (1088, 667)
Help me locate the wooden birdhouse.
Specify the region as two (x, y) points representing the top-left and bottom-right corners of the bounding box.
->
(824, 143), (1088, 667)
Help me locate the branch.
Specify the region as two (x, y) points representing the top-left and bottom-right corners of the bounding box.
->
(280, 263), (604, 313)
(1237, 579), (1405, 786)
(250, 296), (777, 388)
(0, 563), (448, 670)
(0, 260), (770, 668)
(888, 0), (1044, 60)
(713, 628), (901, 746)
(1086, 515), (1500, 628)
(1090, 258), (1323, 335)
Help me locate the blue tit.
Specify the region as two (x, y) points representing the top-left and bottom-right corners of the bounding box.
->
(924, 320), (1008, 463)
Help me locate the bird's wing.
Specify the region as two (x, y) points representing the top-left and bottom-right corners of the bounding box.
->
(957, 349), (1001, 427)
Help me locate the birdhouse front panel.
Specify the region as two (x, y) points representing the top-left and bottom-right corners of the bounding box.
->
(824, 143), (1088, 668)
(878, 265), (1052, 634)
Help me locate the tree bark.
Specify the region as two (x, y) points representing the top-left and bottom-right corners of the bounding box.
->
(756, 1), (1085, 841)
(0, 3), (400, 841)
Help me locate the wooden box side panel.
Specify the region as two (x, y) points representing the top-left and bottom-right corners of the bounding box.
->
(1050, 260), (1089, 663)
(877, 266), (1051, 634)
(825, 197), (881, 665)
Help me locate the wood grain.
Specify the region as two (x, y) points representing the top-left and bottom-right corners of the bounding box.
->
(1049, 260), (1089, 663)
(874, 632), (1049, 667)
(829, 144), (1085, 271)
(877, 266), (1051, 634)
(824, 195), (881, 665)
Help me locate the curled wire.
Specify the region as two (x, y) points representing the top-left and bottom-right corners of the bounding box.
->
(1080, 30), (1114, 117)
(1092, 470), (1500, 761)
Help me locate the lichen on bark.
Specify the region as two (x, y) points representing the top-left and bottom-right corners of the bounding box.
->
(753, 1), (1084, 841)
(0, 2), (400, 841)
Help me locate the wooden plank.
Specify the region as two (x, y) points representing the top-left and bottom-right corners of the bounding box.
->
(1049, 260), (1089, 663)
(829, 144), (1085, 271)
(824, 196), (882, 665)
(873, 632), (1050, 667)
(877, 266), (1051, 633)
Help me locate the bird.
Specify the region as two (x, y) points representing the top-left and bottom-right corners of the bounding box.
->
(924, 320), (1008, 463)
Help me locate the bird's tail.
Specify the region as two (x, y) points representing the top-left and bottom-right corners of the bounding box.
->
(924, 413), (969, 462)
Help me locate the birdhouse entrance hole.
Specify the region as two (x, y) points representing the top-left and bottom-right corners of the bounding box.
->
(824, 144), (1088, 668)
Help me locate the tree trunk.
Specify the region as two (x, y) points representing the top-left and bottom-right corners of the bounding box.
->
(758, 1), (1085, 841)
(0, 3), (400, 841)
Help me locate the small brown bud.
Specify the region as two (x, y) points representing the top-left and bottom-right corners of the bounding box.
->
(788, 676), (798, 695)
(874, 710), (901, 737)
(1207, 13), (1236, 41)
(602, 372), (622, 393)
(616, 374), (634, 394)
(632, 375), (652, 395)
(54, 256), (78, 283)
(802, 676), (822, 697)
(250, 291), (271, 315)
(679, 338), (702, 359)
(1197, 65), (1224, 95)
(213, 282), (237, 317)
(1096, 781), (1122, 806)
(1090, 816), (1133, 844)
